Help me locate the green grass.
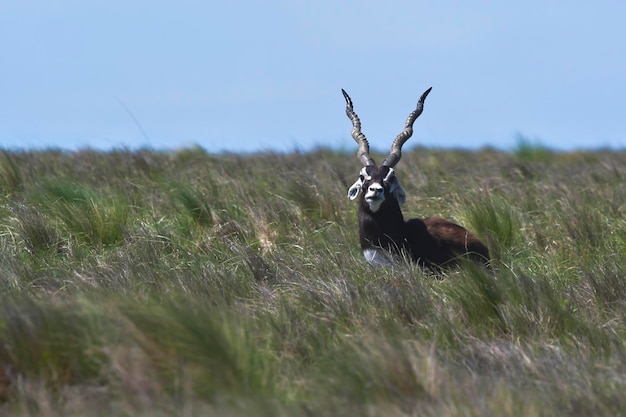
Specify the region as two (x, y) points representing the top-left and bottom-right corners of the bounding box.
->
(512, 134), (552, 162)
(0, 147), (625, 416)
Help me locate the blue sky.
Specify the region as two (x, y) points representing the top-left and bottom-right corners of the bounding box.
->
(1, 1), (625, 153)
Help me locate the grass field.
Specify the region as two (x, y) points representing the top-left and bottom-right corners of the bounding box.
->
(0, 145), (625, 416)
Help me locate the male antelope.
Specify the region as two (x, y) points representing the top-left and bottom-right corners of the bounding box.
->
(342, 87), (490, 269)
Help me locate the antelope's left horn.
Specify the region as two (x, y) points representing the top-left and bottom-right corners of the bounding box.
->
(380, 87), (432, 168)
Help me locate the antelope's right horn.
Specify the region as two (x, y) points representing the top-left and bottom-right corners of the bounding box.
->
(342, 89), (376, 167)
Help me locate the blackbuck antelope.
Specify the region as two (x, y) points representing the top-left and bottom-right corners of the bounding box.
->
(342, 87), (490, 269)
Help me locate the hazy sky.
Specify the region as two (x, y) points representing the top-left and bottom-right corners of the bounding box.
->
(1, 1), (625, 153)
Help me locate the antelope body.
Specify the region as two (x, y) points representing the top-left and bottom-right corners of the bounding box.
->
(342, 87), (490, 269)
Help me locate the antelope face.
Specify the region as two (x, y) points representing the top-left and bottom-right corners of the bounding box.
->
(348, 166), (406, 213)
(342, 87), (430, 213)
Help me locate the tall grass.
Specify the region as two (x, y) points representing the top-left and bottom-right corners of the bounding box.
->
(0, 147), (625, 416)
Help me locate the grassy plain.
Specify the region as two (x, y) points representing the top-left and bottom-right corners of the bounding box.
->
(0, 146), (625, 416)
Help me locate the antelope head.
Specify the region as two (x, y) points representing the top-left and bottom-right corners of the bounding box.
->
(343, 87), (432, 213)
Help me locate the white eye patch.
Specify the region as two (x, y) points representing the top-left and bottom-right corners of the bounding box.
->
(347, 167), (372, 200)
(382, 168), (395, 182)
(360, 167), (372, 181)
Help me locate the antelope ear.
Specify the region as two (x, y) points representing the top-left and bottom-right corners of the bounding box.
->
(347, 179), (363, 200)
(389, 178), (407, 204)
(393, 185), (407, 204)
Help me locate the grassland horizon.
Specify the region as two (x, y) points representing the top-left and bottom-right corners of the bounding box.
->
(0, 145), (625, 416)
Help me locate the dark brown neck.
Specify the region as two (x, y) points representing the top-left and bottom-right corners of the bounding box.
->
(357, 198), (406, 251)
